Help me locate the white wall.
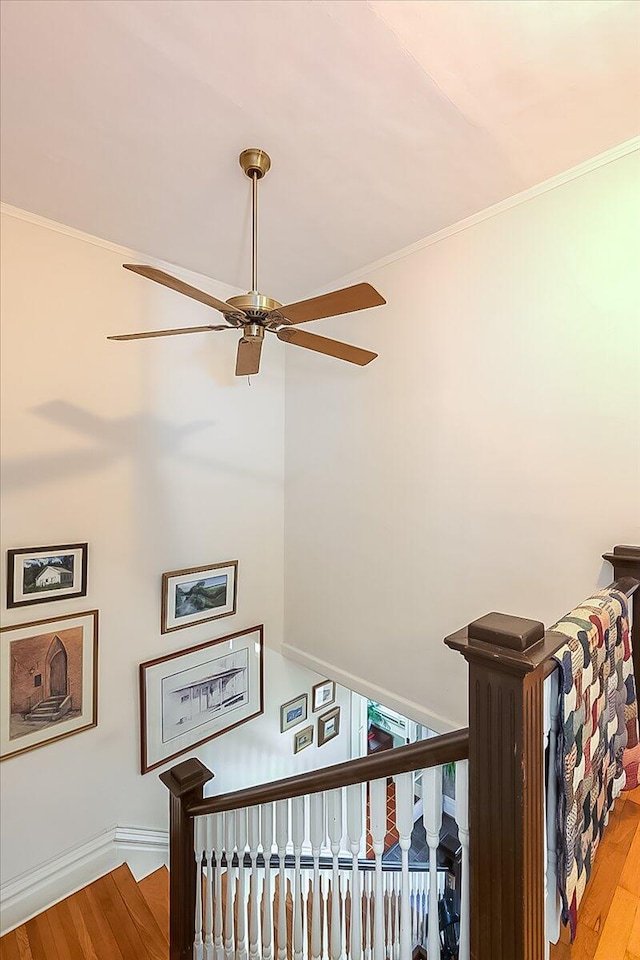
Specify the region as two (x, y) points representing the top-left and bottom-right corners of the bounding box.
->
(0, 210), (350, 889)
(284, 151), (640, 731)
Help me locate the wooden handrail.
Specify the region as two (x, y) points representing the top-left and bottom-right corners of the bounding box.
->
(186, 726), (469, 817)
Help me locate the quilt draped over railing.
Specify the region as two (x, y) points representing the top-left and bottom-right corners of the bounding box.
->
(550, 587), (640, 938)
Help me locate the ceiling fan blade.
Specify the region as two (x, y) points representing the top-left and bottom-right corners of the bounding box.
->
(272, 283), (385, 325)
(277, 328), (377, 366)
(235, 337), (263, 376)
(107, 324), (230, 341)
(123, 264), (244, 319)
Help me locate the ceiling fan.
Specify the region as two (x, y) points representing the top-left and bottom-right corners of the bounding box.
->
(108, 149), (385, 376)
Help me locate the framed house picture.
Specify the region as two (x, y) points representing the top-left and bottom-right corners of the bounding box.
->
(140, 624), (264, 774)
(293, 725), (314, 754)
(280, 694), (308, 733)
(312, 679), (336, 713)
(161, 560), (238, 634)
(7, 543), (88, 609)
(0, 609), (98, 761)
(318, 706), (341, 747)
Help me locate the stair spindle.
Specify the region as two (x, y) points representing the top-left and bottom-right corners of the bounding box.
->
(369, 778), (387, 960)
(275, 799), (289, 960)
(423, 765), (443, 960)
(261, 803), (275, 960)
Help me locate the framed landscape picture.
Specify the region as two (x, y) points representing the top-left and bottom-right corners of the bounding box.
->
(280, 693), (308, 733)
(161, 560), (238, 634)
(294, 725), (314, 754)
(318, 706), (341, 747)
(140, 624), (264, 774)
(312, 679), (336, 713)
(7, 543), (88, 609)
(0, 609), (98, 761)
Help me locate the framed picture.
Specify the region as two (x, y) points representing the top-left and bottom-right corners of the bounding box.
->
(318, 706), (341, 747)
(280, 694), (308, 733)
(294, 725), (314, 754)
(161, 560), (238, 634)
(0, 610), (98, 761)
(140, 624), (263, 774)
(7, 543), (88, 609)
(312, 679), (336, 713)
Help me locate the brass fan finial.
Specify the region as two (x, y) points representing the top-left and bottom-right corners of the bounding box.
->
(108, 149), (385, 376)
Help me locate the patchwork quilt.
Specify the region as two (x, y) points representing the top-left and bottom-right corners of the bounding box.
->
(551, 588), (640, 939)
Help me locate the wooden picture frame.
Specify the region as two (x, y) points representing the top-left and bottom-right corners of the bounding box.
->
(139, 624), (264, 774)
(7, 543), (88, 609)
(0, 609), (98, 761)
(293, 725), (314, 754)
(161, 560), (238, 634)
(318, 706), (341, 747)
(280, 694), (308, 733)
(312, 679), (336, 713)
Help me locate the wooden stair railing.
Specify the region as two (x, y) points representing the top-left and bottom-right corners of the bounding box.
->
(162, 728), (469, 960)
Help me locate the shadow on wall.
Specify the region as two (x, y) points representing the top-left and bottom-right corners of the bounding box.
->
(1, 400), (282, 490)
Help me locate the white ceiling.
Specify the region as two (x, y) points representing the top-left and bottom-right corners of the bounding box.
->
(1, 0), (639, 300)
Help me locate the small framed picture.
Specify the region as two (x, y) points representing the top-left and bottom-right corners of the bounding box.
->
(280, 694), (308, 733)
(161, 560), (238, 634)
(312, 679), (336, 713)
(293, 725), (314, 754)
(140, 624), (263, 774)
(318, 706), (341, 747)
(0, 609), (98, 761)
(7, 544), (88, 609)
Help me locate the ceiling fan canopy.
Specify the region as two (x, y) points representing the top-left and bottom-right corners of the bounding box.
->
(108, 149), (385, 376)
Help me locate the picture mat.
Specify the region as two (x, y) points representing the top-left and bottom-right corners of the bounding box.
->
(11, 546), (86, 604)
(164, 562), (236, 631)
(142, 626), (262, 770)
(280, 694), (308, 732)
(0, 611), (97, 759)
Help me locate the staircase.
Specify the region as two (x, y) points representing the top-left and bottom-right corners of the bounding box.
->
(25, 694), (71, 723)
(0, 863), (169, 959)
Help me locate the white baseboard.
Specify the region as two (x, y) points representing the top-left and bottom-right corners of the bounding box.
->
(281, 641), (460, 733)
(0, 825), (169, 935)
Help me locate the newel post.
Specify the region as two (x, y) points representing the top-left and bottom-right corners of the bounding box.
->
(160, 757), (215, 960)
(603, 544), (640, 683)
(445, 612), (547, 960)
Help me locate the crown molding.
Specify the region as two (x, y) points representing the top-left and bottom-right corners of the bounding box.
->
(328, 136), (640, 289)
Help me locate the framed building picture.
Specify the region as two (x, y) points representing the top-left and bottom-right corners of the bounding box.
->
(0, 609), (98, 761)
(318, 706), (341, 747)
(280, 694), (308, 733)
(293, 725), (314, 754)
(312, 679), (336, 713)
(140, 624), (264, 774)
(7, 543), (88, 609)
(161, 560), (238, 634)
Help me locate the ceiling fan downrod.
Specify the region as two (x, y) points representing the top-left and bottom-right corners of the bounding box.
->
(239, 148), (271, 296)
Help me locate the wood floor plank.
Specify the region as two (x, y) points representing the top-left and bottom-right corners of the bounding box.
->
(25, 913), (61, 960)
(593, 887), (640, 960)
(64, 894), (99, 960)
(0, 931), (21, 960)
(89, 874), (147, 960)
(43, 905), (73, 960)
(624, 788), (640, 807)
(137, 866), (169, 943)
(52, 900), (86, 960)
(77, 886), (124, 960)
(13, 928), (34, 960)
(110, 863), (167, 959)
(626, 901), (640, 959)
(621, 825), (640, 897)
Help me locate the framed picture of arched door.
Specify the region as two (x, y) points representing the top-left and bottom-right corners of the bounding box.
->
(0, 610), (98, 761)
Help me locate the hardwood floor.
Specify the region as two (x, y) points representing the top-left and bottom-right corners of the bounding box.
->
(550, 789), (640, 960)
(0, 864), (169, 960)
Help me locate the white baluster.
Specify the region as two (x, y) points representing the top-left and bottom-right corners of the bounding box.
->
(203, 817), (214, 960)
(455, 759), (470, 960)
(248, 807), (261, 960)
(423, 765), (443, 960)
(235, 809), (248, 960)
(212, 814), (224, 960)
(546, 670), (561, 947)
(292, 796), (305, 960)
(261, 803), (275, 960)
(395, 772), (413, 958)
(309, 792), (325, 960)
(369, 778), (387, 960)
(385, 872), (392, 956)
(275, 799), (289, 960)
(363, 869), (372, 960)
(327, 788), (343, 958)
(194, 818), (204, 960)
(347, 783), (363, 959)
(419, 869), (427, 946)
(223, 811), (235, 960)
